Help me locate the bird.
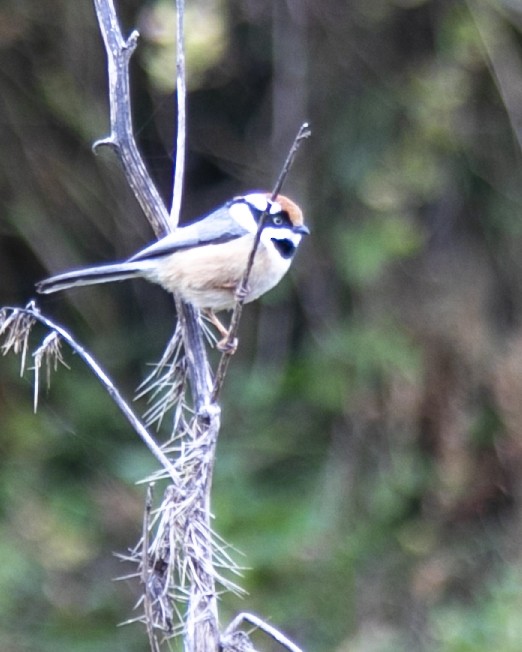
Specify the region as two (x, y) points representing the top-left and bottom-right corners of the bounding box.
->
(36, 192), (309, 349)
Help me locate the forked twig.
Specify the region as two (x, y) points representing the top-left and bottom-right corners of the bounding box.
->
(222, 612), (304, 652)
(92, 0), (172, 238)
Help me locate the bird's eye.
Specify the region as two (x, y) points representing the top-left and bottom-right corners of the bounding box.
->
(272, 216), (283, 226)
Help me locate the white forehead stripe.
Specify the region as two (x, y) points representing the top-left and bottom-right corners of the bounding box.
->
(243, 193), (269, 212)
(243, 193), (282, 215)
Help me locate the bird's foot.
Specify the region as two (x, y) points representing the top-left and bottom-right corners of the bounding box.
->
(203, 309), (238, 354)
(217, 335), (238, 354)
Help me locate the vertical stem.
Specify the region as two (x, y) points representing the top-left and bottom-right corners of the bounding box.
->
(168, 2), (219, 643)
(184, 414), (221, 652)
(170, 0), (186, 228)
(176, 301), (212, 412)
(175, 300), (219, 651)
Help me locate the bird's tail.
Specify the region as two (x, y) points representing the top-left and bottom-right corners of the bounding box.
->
(36, 261), (147, 295)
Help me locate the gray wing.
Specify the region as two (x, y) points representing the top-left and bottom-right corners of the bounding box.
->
(128, 204), (249, 262)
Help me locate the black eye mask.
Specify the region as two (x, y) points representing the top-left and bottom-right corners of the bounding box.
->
(246, 201), (292, 229)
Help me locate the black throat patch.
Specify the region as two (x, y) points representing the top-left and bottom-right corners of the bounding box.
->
(271, 238), (296, 259)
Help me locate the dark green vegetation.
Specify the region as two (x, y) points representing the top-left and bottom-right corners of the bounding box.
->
(2, 0), (522, 650)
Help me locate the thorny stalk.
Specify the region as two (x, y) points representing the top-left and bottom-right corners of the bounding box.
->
(135, 323), (187, 431)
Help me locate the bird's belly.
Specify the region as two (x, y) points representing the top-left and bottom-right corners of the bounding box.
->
(144, 237), (291, 311)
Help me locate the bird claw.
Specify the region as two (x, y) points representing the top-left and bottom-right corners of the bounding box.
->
(217, 335), (238, 354)
(203, 308), (238, 353)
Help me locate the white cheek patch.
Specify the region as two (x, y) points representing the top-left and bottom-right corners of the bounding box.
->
(260, 226), (302, 249)
(229, 200), (258, 233)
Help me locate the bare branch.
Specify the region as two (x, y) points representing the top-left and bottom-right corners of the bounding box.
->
(92, 0), (172, 238)
(270, 122), (312, 200)
(170, 0), (187, 228)
(175, 299), (213, 413)
(4, 304), (178, 484)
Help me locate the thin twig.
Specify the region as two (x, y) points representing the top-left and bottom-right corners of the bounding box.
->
(212, 122), (311, 401)
(170, 0), (186, 227)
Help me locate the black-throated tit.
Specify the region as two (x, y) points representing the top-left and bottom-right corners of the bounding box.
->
(36, 193), (309, 343)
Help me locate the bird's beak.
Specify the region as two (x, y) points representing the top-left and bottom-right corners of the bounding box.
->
(293, 224), (310, 235)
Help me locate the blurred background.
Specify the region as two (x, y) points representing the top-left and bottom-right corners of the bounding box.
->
(2, 0), (522, 650)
